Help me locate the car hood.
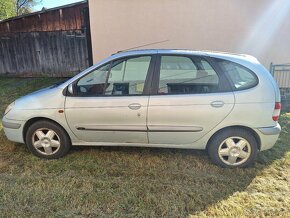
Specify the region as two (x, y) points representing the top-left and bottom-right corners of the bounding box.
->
(14, 86), (65, 110)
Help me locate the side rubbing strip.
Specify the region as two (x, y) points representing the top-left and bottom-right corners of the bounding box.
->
(148, 125), (203, 132)
(76, 125), (147, 132)
(76, 125), (203, 132)
(76, 127), (146, 132)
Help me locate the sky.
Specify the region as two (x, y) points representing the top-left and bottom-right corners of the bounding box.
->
(34, 0), (83, 11)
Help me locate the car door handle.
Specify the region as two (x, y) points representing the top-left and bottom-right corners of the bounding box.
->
(128, 103), (141, 110)
(210, 101), (225, 108)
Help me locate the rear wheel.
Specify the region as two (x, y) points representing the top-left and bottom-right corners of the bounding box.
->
(26, 120), (71, 159)
(207, 128), (258, 168)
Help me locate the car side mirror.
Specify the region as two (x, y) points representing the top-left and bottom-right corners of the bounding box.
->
(68, 83), (74, 95)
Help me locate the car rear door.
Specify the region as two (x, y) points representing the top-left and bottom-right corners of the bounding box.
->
(147, 54), (235, 145)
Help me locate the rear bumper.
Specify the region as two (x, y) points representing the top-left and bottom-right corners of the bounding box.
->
(2, 117), (25, 144)
(256, 123), (281, 151)
(258, 124), (281, 135)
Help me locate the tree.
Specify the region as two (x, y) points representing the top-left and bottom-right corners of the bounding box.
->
(0, 0), (42, 20)
(0, 0), (16, 20)
(15, 0), (42, 16)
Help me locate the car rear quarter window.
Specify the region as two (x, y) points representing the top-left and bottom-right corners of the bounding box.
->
(217, 59), (258, 90)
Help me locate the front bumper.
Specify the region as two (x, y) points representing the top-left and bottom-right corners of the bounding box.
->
(257, 123), (281, 151)
(2, 117), (25, 144)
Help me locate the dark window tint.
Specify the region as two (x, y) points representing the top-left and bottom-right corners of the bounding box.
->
(217, 60), (258, 90)
(158, 56), (220, 94)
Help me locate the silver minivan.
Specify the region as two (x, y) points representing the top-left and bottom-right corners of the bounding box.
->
(2, 49), (281, 168)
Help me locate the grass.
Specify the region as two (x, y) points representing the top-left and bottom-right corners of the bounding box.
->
(0, 77), (289, 217)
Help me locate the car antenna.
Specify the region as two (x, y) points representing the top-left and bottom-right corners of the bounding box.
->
(117, 39), (169, 53)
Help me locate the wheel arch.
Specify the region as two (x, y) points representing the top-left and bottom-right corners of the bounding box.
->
(23, 117), (71, 144)
(206, 125), (261, 151)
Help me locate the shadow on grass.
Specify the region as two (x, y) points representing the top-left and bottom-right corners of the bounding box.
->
(66, 136), (290, 215)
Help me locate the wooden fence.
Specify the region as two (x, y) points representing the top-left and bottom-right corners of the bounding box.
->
(0, 30), (89, 77)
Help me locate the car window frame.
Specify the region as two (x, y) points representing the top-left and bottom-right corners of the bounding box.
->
(150, 54), (233, 95)
(65, 54), (157, 97)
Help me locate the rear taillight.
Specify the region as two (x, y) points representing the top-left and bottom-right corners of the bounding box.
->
(272, 102), (281, 121)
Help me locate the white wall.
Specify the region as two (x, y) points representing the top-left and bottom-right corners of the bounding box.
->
(88, 0), (290, 67)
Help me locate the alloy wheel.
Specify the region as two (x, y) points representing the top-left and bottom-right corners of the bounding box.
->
(218, 136), (251, 166)
(32, 128), (61, 155)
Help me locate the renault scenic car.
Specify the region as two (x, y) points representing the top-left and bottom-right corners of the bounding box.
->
(2, 49), (281, 168)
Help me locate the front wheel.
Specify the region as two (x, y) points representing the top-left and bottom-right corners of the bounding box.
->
(207, 128), (258, 168)
(26, 120), (71, 159)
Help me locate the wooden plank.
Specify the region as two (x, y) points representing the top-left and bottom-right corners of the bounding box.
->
(0, 39), (6, 73)
(5, 33), (14, 73)
(9, 20), (16, 33)
(75, 7), (82, 30)
(65, 7), (76, 30)
(54, 9), (61, 31)
(28, 32), (38, 73)
(0, 30), (89, 76)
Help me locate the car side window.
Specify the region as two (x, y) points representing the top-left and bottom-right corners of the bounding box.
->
(158, 56), (220, 94)
(105, 56), (151, 95)
(217, 60), (258, 90)
(77, 63), (111, 96)
(76, 56), (151, 96)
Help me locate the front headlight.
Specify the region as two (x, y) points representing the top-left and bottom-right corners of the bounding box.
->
(4, 101), (15, 115)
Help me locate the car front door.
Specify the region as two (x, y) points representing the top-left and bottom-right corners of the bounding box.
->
(147, 55), (235, 145)
(65, 55), (155, 144)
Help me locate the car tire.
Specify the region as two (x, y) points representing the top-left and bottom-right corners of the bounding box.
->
(207, 128), (258, 168)
(25, 120), (71, 159)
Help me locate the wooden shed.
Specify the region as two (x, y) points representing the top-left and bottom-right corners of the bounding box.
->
(0, 1), (88, 33)
(0, 1), (92, 76)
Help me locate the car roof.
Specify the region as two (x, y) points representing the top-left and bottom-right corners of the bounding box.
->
(111, 49), (255, 62)
(111, 49), (204, 57)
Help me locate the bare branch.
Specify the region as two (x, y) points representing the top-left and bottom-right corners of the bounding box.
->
(15, 0), (41, 16)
